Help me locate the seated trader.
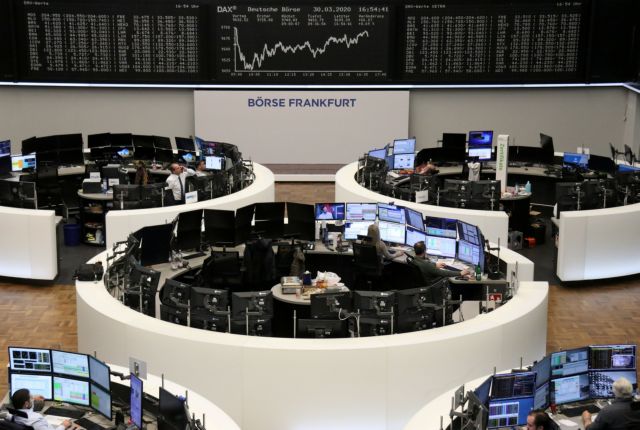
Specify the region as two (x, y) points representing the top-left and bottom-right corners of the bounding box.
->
(582, 377), (640, 430)
(195, 160), (210, 177)
(411, 241), (470, 282)
(165, 162), (195, 204)
(10, 389), (73, 430)
(366, 223), (404, 261)
(134, 160), (149, 185)
(415, 161), (439, 175)
(527, 410), (557, 430)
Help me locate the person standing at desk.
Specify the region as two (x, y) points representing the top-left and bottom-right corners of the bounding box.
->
(195, 160), (210, 177)
(10, 389), (73, 430)
(134, 160), (149, 185)
(365, 223), (405, 261)
(166, 163), (195, 204)
(581, 377), (640, 430)
(410, 241), (470, 282)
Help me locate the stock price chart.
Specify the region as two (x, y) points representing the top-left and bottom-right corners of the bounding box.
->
(215, 4), (391, 82)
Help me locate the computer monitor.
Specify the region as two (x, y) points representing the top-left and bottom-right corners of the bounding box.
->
(10, 372), (53, 399)
(309, 292), (351, 318)
(487, 396), (535, 428)
(618, 163), (640, 172)
(134, 224), (173, 267)
(357, 315), (393, 336)
(551, 347), (589, 378)
(344, 221), (374, 241)
(53, 376), (90, 406)
(539, 133), (555, 164)
(442, 133), (466, 150)
(129, 373), (143, 429)
(296, 319), (348, 338)
(203, 209), (236, 246)
(550, 373), (589, 405)
(205, 155), (224, 170)
(589, 370), (637, 399)
(396, 286), (436, 333)
(474, 376), (493, 406)
(393, 138), (416, 154)
(231, 291), (273, 318)
(353, 290), (395, 315)
(51, 350), (89, 379)
(11, 153), (37, 172)
(425, 235), (457, 258)
(378, 220), (406, 244)
(490, 372), (536, 399)
(563, 152), (590, 170)
(230, 316), (273, 336)
(424, 216), (457, 239)
(377, 203), (406, 224)
(176, 209), (203, 251)
(367, 148), (386, 159)
(533, 382), (550, 410)
(457, 220), (481, 245)
(589, 344), (636, 370)
(468, 131), (493, 160)
(90, 383), (112, 419)
(405, 226), (426, 247)
(314, 203), (345, 221)
(158, 387), (188, 430)
(587, 154), (616, 175)
(88, 356), (110, 390)
(345, 203), (377, 221)
(286, 202), (314, 223)
(175, 137), (195, 152)
(161, 279), (191, 309)
(9, 347), (52, 372)
(0, 141), (11, 176)
(509, 146), (545, 165)
(457, 240), (484, 271)
(190, 287), (229, 313)
(393, 153), (415, 170)
(533, 355), (552, 388)
(404, 208), (424, 231)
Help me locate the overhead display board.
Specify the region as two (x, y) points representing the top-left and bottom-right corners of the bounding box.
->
(0, 0), (16, 80)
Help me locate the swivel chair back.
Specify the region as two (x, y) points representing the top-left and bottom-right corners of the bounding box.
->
(352, 242), (383, 290)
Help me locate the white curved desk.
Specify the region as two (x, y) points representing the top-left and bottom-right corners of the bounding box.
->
(77, 246), (545, 430)
(335, 162), (510, 246)
(104, 163), (275, 248)
(556, 202), (640, 281)
(0, 205), (57, 280)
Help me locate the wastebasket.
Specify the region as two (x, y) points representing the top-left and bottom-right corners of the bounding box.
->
(63, 223), (81, 246)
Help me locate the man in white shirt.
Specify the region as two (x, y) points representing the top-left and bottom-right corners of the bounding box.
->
(11, 389), (73, 430)
(166, 163), (195, 204)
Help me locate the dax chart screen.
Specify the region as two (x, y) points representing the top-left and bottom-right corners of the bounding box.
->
(215, 4), (391, 82)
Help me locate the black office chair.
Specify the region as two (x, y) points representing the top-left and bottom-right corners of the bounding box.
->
(275, 243), (296, 278)
(243, 239), (276, 291)
(352, 242), (383, 291)
(1, 408), (34, 430)
(35, 162), (63, 210)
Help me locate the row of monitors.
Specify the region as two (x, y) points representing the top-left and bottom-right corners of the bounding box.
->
(470, 344), (637, 428)
(8, 347), (111, 419)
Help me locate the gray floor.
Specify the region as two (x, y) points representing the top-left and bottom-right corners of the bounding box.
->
(56, 222), (105, 284)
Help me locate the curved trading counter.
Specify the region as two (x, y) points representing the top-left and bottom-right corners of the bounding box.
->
(105, 163), (275, 248)
(0, 205), (57, 280)
(335, 162), (510, 246)
(77, 247), (545, 430)
(556, 202), (640, 281)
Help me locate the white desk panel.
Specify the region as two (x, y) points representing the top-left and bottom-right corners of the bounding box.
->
(105, 163), (275, 248)
(77, 249), (545, 430)
(335, 162), (510, 246)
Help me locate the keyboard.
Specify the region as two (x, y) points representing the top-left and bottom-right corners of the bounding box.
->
(561, 403), (600, 417)
(182, 251), (205, 260)
(75, 418), (111, 430)
(44, 407), (86, 419)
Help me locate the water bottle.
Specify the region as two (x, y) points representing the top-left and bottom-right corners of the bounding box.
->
(475, 264), (482, 281)
(525, 181), (532, 193)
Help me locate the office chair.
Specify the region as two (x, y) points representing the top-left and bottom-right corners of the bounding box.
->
(35, 162), (63, 210)
(243, 239), (276, 291)
(275, 243), (296, 278)
(2, 409), (34, 430)
(352, 242), (383, 291)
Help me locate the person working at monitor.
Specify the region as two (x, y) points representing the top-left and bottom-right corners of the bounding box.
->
(195, 160), (210, 177)
(166, 162), (195, 204)
(10, 389), (73, 430)
(526, 410), (556, 430)
(582, 377), (640, 430)
(365, 224), (405, 261)
(411, 241), (470, 282)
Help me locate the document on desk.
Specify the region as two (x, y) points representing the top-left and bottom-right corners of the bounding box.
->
(438, 258), (467, 271)
(557, 419), (578, 427)
(46, 415), (71, 426)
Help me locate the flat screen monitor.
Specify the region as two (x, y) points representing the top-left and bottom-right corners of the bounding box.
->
(0, 140), (11, 156)
(442, 133), (466, 150)
(286, 202), (314, 223)
(550, 373), (589, 405)
(0, 140), (10, 176)
(533, 355), (551, 388)
(424, 216), (457, 239)
(393, 153), (415, 169)
(589, 370), (637, 399)
(618, 164), (640, 172)
(377, 203), (405, 224)
(52, 350), (89, 379)
(345, 203), (377, 221)
(487, 396), (534, 428)
(405, 226), (426, 247)
(90, 383), (112, 419)
(204, 209), (236, 246)
(231, 291), (273, 319)
(9, 347), (52, 372)
(587, 154), (616, 175)
(425, 235), (457, 258)
(468, 131), (493, 160)
(474, 376), (492, 406)
(11, 153), (37, 172)
(404, 208), (424, 231)
(393, 138), (416, 154)
(159, 387), (188, 430)
(254, 202), (285, 221)
(539, 133), (555, 164)
(353, 290), (396, 315)
(490, 372), (536, 399)
(551, 347), (589, 378)
(176, 209), (204, 251)
(53, 376), (90, 406)
(89, 356), (111, 390)
(457, 240), (484, 271)
(10, 373), (53, 399)
(309, 292), (351, 318)
(344, 221), (374, 241)
(314, 203), (345, 221)
(509, 146), (545, 165)
(175, 137), (195, 152)
(563, 152), (589, 169)
(378, 220), (405, 244)
(457, 220), (482, 245)
(205, 155), (223, 170)
(130, 373), (143, 430)
(533, 382), (549, 410)
(296, 319), (348, 338)
(589, 344), (636, 370)
(368, 148), (386, 159)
